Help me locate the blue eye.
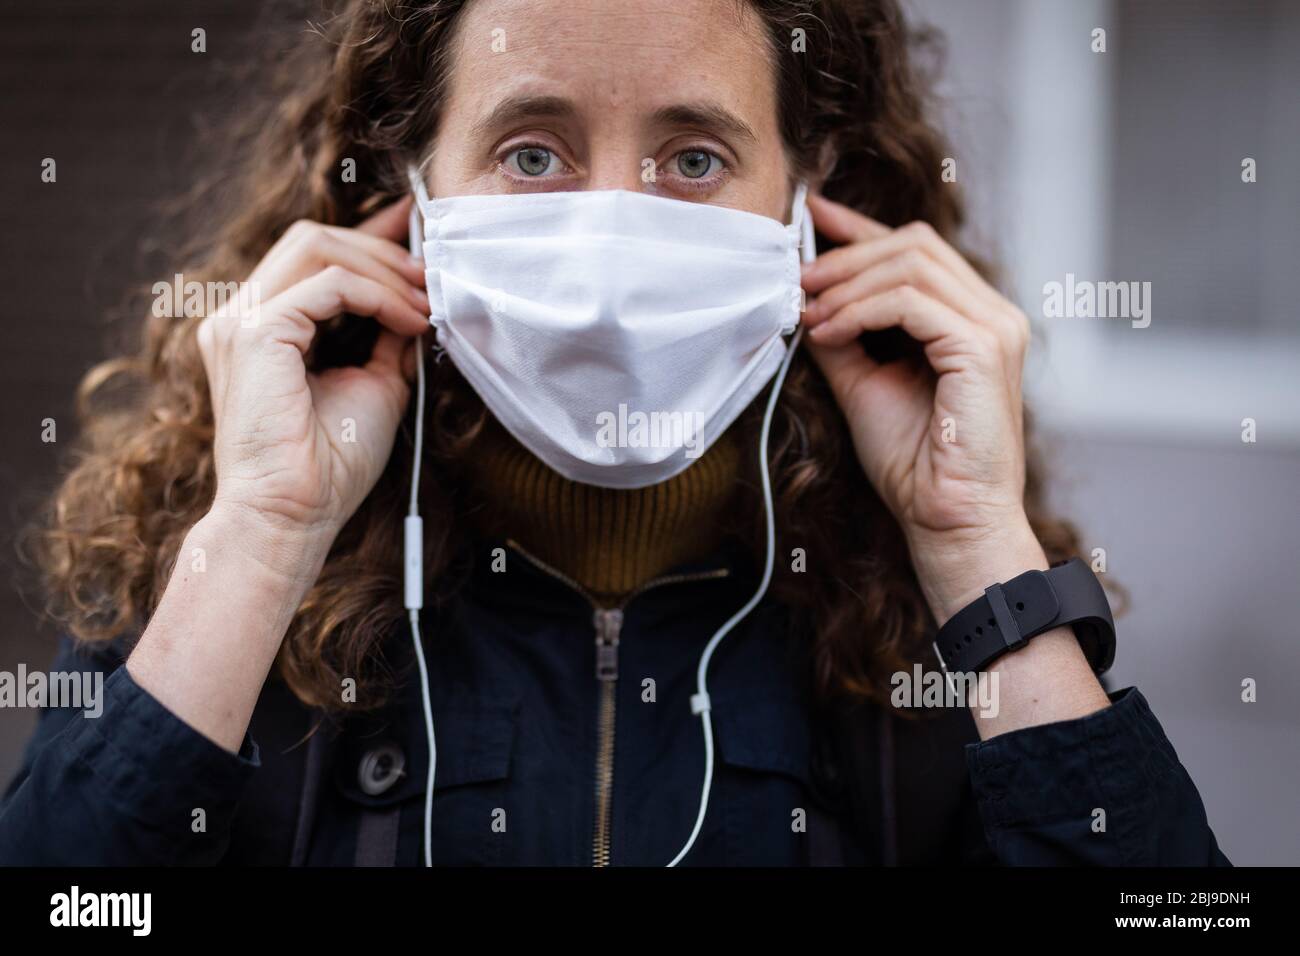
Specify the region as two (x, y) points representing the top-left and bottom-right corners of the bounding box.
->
(511, 147), (556, 177)
(676, 150), (717, 179)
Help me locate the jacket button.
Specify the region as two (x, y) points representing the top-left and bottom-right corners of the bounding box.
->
(358, 742), (406, 796)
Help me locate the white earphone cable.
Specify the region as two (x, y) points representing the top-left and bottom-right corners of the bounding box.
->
(406, 197), (437, 869)
(407, 340), (437, 869)
(664, 324), (804, 867)
(666, 193), (814, 867)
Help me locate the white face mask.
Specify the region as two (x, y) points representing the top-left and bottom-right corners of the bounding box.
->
(408, 167), (815, 489)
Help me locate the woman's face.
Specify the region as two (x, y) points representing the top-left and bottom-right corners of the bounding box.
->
(425, 0), (792, 222)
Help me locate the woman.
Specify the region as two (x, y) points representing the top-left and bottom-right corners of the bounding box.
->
(2, 0), (1226, 866)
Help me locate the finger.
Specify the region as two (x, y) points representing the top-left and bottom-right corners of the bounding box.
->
(195, 316), (216, 369)
(805, 248), (979, 330)
(892, 222), (1001, 304)
(801, 242), (875, 295)
(399, 336), (421, 384)
(802, 222), (996, 311)
(253, 221), (427, 301)
(881, 223), (1026, 345)
(358, 331), (418, 413)
(806, 285), (976, 353)
(366, 329), (412, 380)
(267, 266), (430, 347)
(355, 195), (415, 240)
(294, 230), (427, 303)
(321, 225), (426, 285)
(805, 191), (891, 245)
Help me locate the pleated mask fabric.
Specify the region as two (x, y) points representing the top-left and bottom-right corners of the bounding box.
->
(409, 168), (810, 489)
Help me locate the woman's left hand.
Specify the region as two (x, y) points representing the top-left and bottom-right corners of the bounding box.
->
(800, 192), (1046, 624)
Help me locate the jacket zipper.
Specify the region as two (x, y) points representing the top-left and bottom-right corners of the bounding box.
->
(505, 539), (729, 867)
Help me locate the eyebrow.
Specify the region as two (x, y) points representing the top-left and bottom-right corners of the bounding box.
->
(470, 94), (758, 147)
(650, 103), (758, 146)
(470, 94), (577, 140)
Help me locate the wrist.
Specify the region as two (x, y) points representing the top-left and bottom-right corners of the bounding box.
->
(197, 501), (337, 595)
(907, 517), (1048, 624)
(128, 504), (333, 753)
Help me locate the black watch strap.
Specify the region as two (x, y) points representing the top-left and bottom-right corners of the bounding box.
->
(933, 558), (1115, 676)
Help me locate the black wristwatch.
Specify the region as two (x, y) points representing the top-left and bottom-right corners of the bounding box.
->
(932, 558), (1116, 676)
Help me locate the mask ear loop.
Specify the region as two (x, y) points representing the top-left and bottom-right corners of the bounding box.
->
(666, 187), (813, 867)
(797, 185), (815, 268)
(405, 180), (437, 869)
(791, 181), (810, 239)
(408, 164), (434, 213)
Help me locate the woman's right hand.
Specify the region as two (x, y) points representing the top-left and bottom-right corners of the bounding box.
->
(127, 200), (428, 752)
(196, 198), (430, 571)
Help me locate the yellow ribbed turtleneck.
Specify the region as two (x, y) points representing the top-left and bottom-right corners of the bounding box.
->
(464, 420), (741, 606)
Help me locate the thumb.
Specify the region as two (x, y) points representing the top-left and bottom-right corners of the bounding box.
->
(401, 336), (423, 384)
(805, 338), (877, 410)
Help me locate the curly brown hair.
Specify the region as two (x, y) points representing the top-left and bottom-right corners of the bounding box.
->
(29, 0), (1084, 711)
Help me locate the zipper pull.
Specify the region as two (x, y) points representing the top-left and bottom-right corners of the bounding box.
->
(593, 608), (623, 682)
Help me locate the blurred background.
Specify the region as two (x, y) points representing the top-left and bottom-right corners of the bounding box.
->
(1, 0), (1296, 863)
(906, 0), (1300, 866)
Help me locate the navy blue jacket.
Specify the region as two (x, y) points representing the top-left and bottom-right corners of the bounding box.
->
(0, 540), (1229, 866)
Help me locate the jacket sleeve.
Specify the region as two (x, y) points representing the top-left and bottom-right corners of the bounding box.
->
(965, 686), (1230, 865)
(0, 637), (260, 866)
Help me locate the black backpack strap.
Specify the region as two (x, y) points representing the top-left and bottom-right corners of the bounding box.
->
(878, 708), (899, 865)
(354, 807), (403, 867)
(290, 720), (329, 866)
(813, 689), (994, 866)
(810, 698), (893, 866)
(806, 800), (846, 866)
